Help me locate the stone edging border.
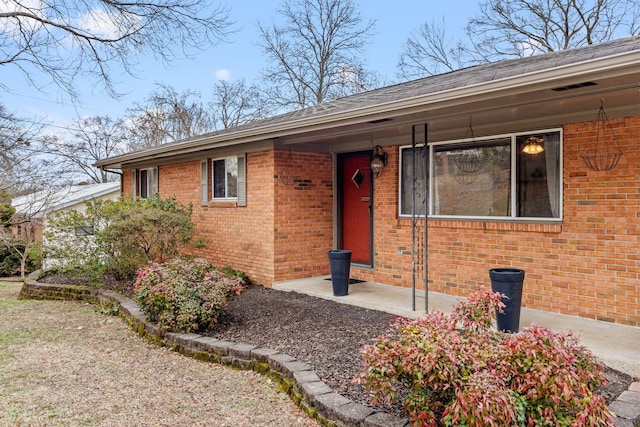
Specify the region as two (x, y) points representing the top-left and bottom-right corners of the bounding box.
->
(18, 276), (640, 427)
(19, 277), (408, 427)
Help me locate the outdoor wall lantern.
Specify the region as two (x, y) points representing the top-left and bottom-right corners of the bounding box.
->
(370, 145), (388, 178)
(522, 136), (545, 155)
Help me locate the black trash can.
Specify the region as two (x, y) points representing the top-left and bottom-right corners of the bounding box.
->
(489, 268), (525, 333)
(328, 250), (352, 296)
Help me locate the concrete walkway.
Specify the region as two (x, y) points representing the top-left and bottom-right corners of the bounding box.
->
(273, 276), (640, 378)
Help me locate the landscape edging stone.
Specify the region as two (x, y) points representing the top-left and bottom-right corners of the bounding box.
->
(19, 278), (403, 427)
(18, 277), (637, 427)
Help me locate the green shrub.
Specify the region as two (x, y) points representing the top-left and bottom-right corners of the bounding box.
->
(134, 258), (248, 333)
(355, 286), (613, 427)
(44, 195), (196, 281)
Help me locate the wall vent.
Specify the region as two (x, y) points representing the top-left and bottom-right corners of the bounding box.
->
(551, 81), (597, 91)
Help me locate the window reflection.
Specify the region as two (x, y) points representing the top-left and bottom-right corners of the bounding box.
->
(398, 130), (562, 220)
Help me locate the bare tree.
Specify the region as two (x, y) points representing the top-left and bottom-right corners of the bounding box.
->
(257, 0), (376, 109)
(38, 116), (127, 184)
(398, 0), (639, 78)
(397, 19), (470, 79)
(0, 189), (61, 277)
(124, 84), (215, 150)
(0, 0), (234, 98)
(0, 104), (49, 196)
(0, 106), (27, 192)
(210, 79), (273, 129)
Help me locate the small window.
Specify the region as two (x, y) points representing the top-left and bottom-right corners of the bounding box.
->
(201, 155), (246, 205)
(74, 223), (94, 236)
(212, 157), (238, 199)
(399, 129), (562, 220)
(135, 167), (158, 199)
(140, 169), (149, 198)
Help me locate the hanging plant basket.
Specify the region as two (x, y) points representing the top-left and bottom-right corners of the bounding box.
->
(454, 117), (486, 176)
(581, 99), (624, 172)
(581, 151), (623, 172)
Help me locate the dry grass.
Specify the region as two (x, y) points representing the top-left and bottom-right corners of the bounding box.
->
(0, 281), (319, 427)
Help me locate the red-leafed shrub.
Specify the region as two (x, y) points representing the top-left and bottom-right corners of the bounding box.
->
(134, 258), (247, 333)
(355, 286), (613, 427)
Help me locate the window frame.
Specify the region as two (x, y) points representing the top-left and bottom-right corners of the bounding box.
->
(133, 167), (158, 199)
(201, 154), (246, 206)
(74, 222), (95, 237)
(212, 157), (238, 200)
(398, 128), (563, 221)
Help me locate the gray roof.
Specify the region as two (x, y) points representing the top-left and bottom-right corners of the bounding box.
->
(255, 35), (639, 125)
(95, 35), (640, 168)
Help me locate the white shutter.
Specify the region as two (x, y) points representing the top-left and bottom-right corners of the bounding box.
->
(200, 160), (209, 205)
(236, 154), (246, 207)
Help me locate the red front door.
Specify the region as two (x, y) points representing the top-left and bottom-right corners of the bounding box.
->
(340, 153), (372, 265)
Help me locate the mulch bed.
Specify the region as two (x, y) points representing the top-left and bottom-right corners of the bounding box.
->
(37, 275), (634, 418)
(207, 285), (401, 413)
(205, 285), (634, 416)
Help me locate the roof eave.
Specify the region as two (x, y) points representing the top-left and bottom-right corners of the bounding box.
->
(94, 49), (639, 170)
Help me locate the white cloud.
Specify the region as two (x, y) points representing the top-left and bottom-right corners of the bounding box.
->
(76, 9), (123, 39)
(0, 0), (46, 36)
(215, 69), (231, 81)
(521, 37), (543, 57)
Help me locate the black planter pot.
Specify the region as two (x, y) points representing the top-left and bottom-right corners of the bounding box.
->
(328, 250), (352, 296)
(489, 268), (525, 333)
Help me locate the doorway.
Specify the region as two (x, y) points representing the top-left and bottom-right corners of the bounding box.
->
(338, 152), (373, 266)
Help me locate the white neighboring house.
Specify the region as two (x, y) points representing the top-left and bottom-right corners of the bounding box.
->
(11, 182), (121, 269)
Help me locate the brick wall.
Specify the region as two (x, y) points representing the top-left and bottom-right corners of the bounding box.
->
(184, 155), (276, 285)
(119, 116), (637, 326)
(122, 170), (133, 196)
(273, 150), (334, 282)
(122, 155), (274, 284)
(121, 149), (334, 286)
(352, 115), (639, 326)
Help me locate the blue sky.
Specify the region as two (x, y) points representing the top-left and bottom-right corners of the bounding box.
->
(1, 1), (480, 135)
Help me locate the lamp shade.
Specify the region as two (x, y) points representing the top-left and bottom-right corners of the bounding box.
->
(522, 136), (544, 155)
(370, 145), (387, 178)
(370, 157), (385, 178)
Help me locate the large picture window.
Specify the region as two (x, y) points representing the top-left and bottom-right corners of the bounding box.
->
(433, 138), (511, 217)
(399, 129), (562, 220)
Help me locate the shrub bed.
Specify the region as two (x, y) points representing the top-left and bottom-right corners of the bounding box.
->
(355, 286), (614, 427)
(134, 258), (247, 333)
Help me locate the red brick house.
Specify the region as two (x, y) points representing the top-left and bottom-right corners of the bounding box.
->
(96, 36), (639, 327)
